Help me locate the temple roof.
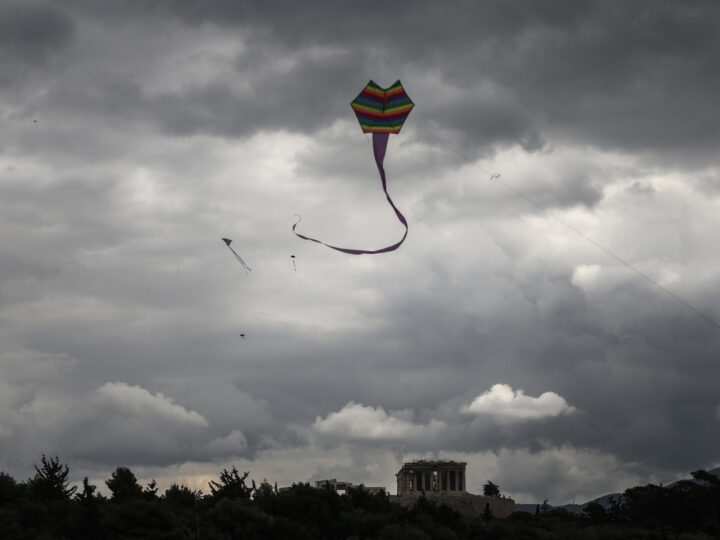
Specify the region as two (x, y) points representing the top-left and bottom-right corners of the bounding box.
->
(397, 459), (467, 474)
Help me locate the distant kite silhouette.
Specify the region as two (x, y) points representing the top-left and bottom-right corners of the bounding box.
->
(221, 238), (251, 273)
(293, 80), (414, 254)
(290, 255), (296, 271)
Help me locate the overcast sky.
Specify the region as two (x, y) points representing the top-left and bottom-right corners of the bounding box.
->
(2, 0), (719, 505)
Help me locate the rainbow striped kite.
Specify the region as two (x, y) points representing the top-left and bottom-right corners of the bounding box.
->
(293, 80), (414, 255)
(351, 80), (414, 134)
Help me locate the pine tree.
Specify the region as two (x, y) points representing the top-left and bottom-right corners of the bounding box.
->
(27, 454), (77, 501)
(482, 480), (500, 497)
(106, 467), (143, 501)
(208, 466), (253, 500)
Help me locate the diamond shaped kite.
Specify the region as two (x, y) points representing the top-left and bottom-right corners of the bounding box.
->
(293, 80), (414, 255)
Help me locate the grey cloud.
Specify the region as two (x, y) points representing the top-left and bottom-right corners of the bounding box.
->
(127, 0), (720, 158)
(151, 49), (360, 138)
(204, 429), (248, 457)
(0, 374), (281, 469)
(270, 263), (720, 470)
(476, 446), (657, 504)
(0, 1), (74, 65)
(12, 1), (720, 160)
(60, 382), (211, 466)
(1, 0), (719, 503)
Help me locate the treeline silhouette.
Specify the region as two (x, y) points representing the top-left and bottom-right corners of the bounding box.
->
(1, 455), (719, 539)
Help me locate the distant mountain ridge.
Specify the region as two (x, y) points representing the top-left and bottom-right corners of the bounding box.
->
(515, 467), (720, 515)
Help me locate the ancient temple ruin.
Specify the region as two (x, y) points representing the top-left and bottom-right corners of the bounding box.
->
(396, 460), (467, 495)
(393, 459), (515, 518)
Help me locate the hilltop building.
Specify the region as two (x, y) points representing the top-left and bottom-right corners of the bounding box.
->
(396, 459), (467, 495)
(392, 460), (515, 518)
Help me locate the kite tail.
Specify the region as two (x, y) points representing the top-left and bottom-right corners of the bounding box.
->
(230, 248), (252, 273)
(292, 132), (408, 255)
(221, 238), (252, 273)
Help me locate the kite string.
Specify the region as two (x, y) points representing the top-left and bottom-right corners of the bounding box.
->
(415, 123), (720, 331)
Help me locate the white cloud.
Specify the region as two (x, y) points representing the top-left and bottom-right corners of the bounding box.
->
(461, 384), (575, 422)
(313, 402), (446, 442)
(571, 264), (603, 290)
(93, 382), (209, 427)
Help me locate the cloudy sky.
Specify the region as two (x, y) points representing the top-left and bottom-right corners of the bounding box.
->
(2, 0), (719, 504)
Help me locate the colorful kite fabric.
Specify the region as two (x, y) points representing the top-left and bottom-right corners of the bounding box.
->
(293, 80), (414, 255)
(351, 80), (414, 134)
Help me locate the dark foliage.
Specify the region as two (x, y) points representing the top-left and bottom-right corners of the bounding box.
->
(482, 481), (500, 498)
(208, 466), (253, 501)
(106, 466), (143, 501)
(1, 456), (719, 539)
(27, 454), (77, 501)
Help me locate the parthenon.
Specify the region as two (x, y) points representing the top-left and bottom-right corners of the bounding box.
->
(394, 459), (516, 518)
(396, 460), (467, 496)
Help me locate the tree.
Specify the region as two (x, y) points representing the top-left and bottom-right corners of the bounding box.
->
(75, 477), (102, 538)
(482, 481), (500, 497)
(208, 467), (253, 500)
(24, 455), (77, 538)
(0, 471), (21, 505)
(164, 483), (199, 507)
(143, 479), (158, 499)
(105, 467), (142, 501)
(253, 480), (276, 507)
(691, 469), (720, 525)
(163, 483), (202, 540)
(583, 501), (608, 524)
(27, 454), (77, 501)
(77, 477), (96, 500)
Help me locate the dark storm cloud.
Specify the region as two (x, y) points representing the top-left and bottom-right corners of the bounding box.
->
(0, 1), (74, 65)
(66, 0), (720, 158)
(2, 0), (719, 502)
(151, 49), (360, 137)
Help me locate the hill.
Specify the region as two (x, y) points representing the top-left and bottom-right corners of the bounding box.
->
(516, 467), (720, 515)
